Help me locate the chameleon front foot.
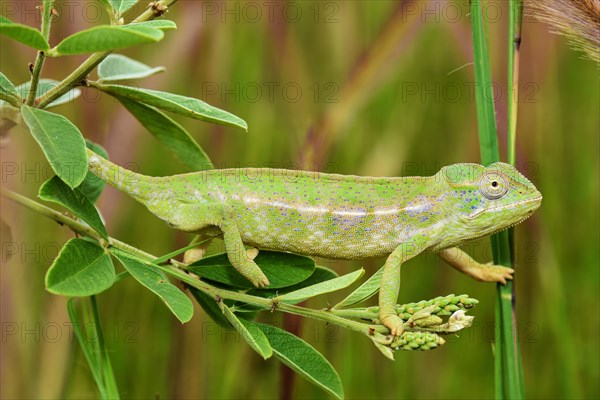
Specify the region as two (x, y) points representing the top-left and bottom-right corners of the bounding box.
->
(481, 263), (514, 284)
(380, 313), (405, 336)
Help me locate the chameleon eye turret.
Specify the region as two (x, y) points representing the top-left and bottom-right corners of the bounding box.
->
(479, 172), (508, 200)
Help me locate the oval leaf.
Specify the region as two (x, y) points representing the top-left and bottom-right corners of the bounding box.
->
(21, 106), (87, 188)
(112, 251), (194, 323)
(278, 269), (365, 304)
(189, 251), (315, 289)
(131, 20), (177, 31)
(245, 266), (339, 301)
(0, 72), (20, 105)
(55, 25), (164, 55)
(78, 140), (108, 203)
(17, 79), (81, 108)
(97, 54), (165, 82)
(46, 239), (115, 296)
(220, 303), (272, 359)
(39, 175), (108, 239)
(253, 322), (344, 399)
(236, 266), (339, 313)
(118, 97), (213, 170)
(108, 0), (138, 16)
(0, 17), (50, 50)
(97, 84), (248, 130)
(333, 266), (383, 309)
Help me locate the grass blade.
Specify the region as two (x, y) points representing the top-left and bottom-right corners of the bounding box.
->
(470, 0), (525, 398)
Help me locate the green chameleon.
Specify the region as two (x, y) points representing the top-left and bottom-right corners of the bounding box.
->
(87, 149), (542, 335)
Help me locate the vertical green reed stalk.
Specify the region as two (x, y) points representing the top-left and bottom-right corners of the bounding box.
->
(470, 0), (525, 398)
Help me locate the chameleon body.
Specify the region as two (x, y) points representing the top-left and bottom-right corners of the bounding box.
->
(87, 149), (542, 335)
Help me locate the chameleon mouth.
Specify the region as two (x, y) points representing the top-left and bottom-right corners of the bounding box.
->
(467, 193), (543, 220)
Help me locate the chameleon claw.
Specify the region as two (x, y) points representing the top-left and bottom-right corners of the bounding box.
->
(253, 276), (270, 288)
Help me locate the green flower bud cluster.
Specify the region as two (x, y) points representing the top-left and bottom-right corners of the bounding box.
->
(390, 331), (445, 351)
(367, 295), (479, 354)
(397, 294), (479, 320)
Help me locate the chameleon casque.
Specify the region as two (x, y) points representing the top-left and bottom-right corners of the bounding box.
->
(87, 149), (542, 335)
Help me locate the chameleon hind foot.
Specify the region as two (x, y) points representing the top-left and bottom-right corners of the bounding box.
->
(380, 313), (405, 336)
(242, 249), (268, 287)
(248, 265), (270, 288)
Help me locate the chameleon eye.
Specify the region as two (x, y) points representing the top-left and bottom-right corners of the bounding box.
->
(479, 172), (508, 200)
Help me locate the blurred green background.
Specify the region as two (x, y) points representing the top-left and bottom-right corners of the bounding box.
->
(1, 1), (598, 399)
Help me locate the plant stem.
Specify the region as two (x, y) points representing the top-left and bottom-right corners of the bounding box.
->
(507, 0), (523, 166)
(26, 52), (46, 106)
(504, 0), (526, 398)
(36, 0), (179, 109)
(26, 0), (55, 106)
(36, 52), (105, 108)
(0, 188), (386, 340)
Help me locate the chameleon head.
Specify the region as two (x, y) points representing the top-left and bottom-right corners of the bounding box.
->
(438, 162), (542, 240)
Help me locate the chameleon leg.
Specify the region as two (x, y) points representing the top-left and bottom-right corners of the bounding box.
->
(219, 221), (270, 288)
(439, 247), (514, 284)
(379, 242), (419, 336)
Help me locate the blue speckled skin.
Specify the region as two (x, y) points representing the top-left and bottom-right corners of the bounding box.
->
(87, 150), (542, 335)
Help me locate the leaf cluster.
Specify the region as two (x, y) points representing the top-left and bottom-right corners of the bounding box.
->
(0, 2), (479, 398)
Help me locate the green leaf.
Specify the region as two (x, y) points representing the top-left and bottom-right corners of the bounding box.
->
(281, 266), (339, 292)
(55, 25), (164, 55)
(118, 97), (213, 170)
(131, 20), (177, 31)
(0, 72), (20, 106)
(189, 251), (315, 289)
(254, 322), (344, 399)
(333, 266), (383, 309)
(46, 239), (115, 296)
(471, 0), (499, 165)
(97, 84), (248, 130)
(278, 269), (365, 304)
(112, 250), (194, 323)
(220, 304), (273, 359)
(39, 176), (108, 239)
(0, 16), (50, 50)
(246, 265), (339, 300)
(20, 106), (87, 188)
(67, 298), (119, 399)
(236, 266), (339, 313)
(189, 287), (233, 329)
(78, 140), (108, 203)
(17, 79), (81, 108)
(97, 54), (165, 83)
(108, 0), (138, 16)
